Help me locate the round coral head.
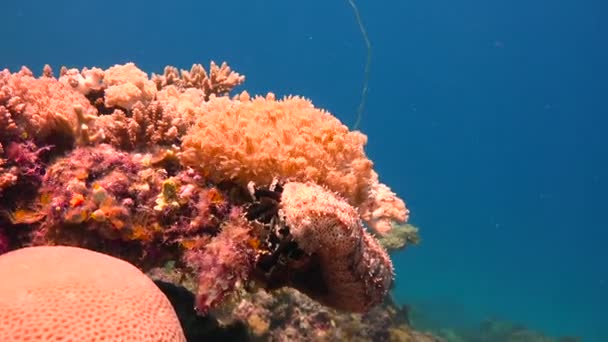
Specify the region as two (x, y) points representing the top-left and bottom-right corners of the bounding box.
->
(0, 246), (186, 341)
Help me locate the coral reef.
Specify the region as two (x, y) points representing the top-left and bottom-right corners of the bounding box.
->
(0, 60), (414, 336)
(433, 318), (580, 342)
(0, 246), (185, 341)
(150, 265), (441, 342)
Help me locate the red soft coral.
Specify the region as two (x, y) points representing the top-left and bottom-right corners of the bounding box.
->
(185, 207), (256, 314)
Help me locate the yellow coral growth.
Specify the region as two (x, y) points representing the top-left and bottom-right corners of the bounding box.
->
(180, 92), (408, 233)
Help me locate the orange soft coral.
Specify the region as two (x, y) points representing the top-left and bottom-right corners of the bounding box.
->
(180, 92), (407, 233)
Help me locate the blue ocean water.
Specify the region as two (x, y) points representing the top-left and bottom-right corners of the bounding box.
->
(2, 0), (606, 340)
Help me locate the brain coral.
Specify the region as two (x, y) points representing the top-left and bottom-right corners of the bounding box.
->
(180, 92), (408, 234)
(0, 246), (186, 342)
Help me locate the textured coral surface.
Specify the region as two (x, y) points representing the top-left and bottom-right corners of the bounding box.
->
(277, 181), (394, 312)
(0, 246), (185, 341)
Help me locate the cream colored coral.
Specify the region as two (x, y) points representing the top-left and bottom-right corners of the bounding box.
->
(156, 85), (207, 118)
(58, 66), (104, 95)
(152, 62), (245, 99)
(180, 92), (407, 233)
(103, 62), (157, 109)
(0, 246), (186, 342)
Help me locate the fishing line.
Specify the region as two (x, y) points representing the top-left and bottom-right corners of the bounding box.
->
(347, 0), (371, 130)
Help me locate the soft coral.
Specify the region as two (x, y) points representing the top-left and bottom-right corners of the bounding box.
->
(185, 207), (257, 314)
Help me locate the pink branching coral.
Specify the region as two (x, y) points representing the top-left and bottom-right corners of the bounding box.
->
(94, 100), (192, 150)
(57, 62), (242, 150)
(151, 62), (245, 100)
(180, 92), (408, 234)
(0, 66), (100, 148)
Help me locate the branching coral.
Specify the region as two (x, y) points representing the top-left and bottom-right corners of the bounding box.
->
(94, 101), (190, 150)
(58, 62), (240, 150)
(152, 62), (245, 100)
(180, 92), (408, 234)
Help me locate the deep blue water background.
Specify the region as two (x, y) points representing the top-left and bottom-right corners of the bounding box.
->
(2, 0), (607, 340)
